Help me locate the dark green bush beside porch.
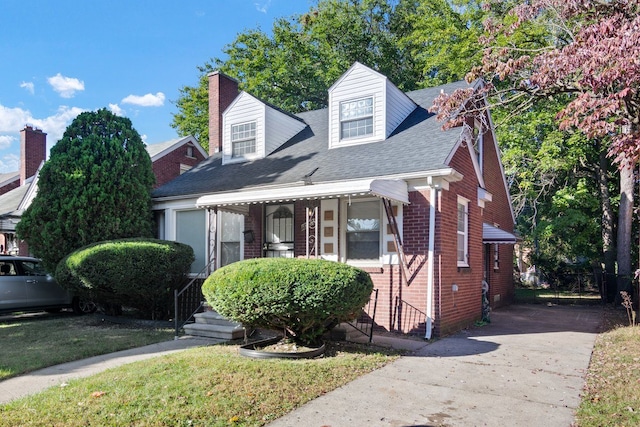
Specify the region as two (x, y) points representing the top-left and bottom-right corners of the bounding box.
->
(202, 258), (374, 344)
(55, 238), (194, 319)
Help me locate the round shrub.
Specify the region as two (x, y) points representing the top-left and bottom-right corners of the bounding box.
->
(202, 258), (374, 344)
(55, 238), (194, 319)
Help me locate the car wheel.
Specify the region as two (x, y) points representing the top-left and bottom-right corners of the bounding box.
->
(72, 297), (97, 315)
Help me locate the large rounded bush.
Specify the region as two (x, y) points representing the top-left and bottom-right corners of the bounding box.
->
(202, 258), (373, 344)
(56, 238), (194, 319)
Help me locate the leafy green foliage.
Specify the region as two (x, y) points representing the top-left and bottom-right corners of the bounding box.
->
(202, 258), (374, 345)
(55, 238), (194, 319)
(17, 109), (155, 272)
(171, 0), (483, 151)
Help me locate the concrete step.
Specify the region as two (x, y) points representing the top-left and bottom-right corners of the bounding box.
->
(183, 322), (245, 340)
(194, 311), (242, 327)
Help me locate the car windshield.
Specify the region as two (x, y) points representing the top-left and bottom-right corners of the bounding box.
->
(20, 261), (47, 276)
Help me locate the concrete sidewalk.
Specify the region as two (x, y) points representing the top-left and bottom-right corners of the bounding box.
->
(0, 336), (222, 405)
(267, 304), (602, 427)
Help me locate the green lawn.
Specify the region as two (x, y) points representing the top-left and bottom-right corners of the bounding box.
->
(575, 308), (640, 426)
(0, 341), (398, 427)
(0, 313), (173, 380)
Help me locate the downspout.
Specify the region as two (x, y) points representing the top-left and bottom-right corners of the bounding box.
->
(426, 180), (438, 340)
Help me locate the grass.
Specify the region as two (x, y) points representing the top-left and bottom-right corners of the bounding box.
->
(0, 341), (398, 427)
(514, 287), (601, 304)
(0, 312), (173, 380)
(575, 307), (640, 426)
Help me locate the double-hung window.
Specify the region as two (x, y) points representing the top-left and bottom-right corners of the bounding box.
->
(457, 197), (469, 267)
(340, 97), (373, 140)
(346, 200), (380, 261)
(231, 122), (256, 157)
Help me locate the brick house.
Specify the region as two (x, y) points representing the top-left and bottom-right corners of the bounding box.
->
(0, 127), (207, 256)
(152, 62), (516, 338)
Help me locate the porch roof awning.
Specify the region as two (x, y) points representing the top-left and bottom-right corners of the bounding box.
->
(196, 178), (410, 209)
(483, 223), (518, 244)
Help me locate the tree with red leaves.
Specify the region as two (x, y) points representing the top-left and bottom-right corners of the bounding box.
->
(431, 0), (640, 300)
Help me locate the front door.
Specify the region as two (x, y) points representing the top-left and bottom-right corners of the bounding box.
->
(264, 204), (294, 258)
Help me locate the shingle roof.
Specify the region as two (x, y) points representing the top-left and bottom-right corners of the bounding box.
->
(152, 80), (470, 200)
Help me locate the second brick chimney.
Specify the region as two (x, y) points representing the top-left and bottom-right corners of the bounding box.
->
(20, 125), (46, 185)
(208, 71), (239, 155)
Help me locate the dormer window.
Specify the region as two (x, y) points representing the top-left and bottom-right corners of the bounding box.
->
(340, 97), (373, 139)
(231, 122), (256, 157)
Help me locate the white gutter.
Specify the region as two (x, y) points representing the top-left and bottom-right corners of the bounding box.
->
(425, 180), (438, 340)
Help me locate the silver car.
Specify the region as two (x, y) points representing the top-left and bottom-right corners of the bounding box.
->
(0, 256), (96, 315)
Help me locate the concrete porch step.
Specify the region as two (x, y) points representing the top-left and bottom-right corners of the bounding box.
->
(193, 311), (242, 327)
(183, 322), (245, 340)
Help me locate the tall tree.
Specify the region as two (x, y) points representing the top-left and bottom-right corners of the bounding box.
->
(17, 109), (155, 272)
(172, 0), (472, 152)
(432, 0), (640, 298)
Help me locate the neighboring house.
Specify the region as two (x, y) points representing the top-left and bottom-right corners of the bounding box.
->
(146, 135), (208, 188)
(153, 62), (517, 338)
(0, 126), (207, 256)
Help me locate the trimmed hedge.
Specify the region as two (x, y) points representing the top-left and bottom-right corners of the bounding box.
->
(202, 258), (374, 344)
(55, 238), (194, 319)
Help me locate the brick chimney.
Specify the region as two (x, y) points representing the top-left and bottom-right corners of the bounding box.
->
(20, 125), (46, 185)
(208, 71), (239, 155)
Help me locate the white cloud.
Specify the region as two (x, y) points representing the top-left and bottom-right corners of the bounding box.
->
(0, 102), (85, 146)
(109, 103), (125, 116)
(47, 73), (85, 98)
(20, 81), (35, 95)
(0, 105), (32, 132)
(0, 135), (16, 150)
(254, 0), (271, 13)
(0, 153), (19, 174)
(121, 92), (165, 107)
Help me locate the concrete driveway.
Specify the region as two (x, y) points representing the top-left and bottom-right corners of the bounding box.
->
(267, 303), (602, 427)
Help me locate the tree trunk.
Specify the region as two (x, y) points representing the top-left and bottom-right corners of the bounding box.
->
(616, 155), (635, 302)
(596, 147), (616, 302)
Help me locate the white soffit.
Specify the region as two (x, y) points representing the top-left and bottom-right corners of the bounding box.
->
(196, 179), (410, 208)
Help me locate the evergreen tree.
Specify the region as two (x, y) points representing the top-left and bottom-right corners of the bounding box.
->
(17, 108), (155, 272)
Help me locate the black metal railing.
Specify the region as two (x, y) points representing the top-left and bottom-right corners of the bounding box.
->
(174, 261), (214, 339)
(346, 288), (379, 343)
(394, 297), (427, 335)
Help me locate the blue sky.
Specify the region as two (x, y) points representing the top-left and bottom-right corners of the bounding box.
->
(0, 0), (312, 173)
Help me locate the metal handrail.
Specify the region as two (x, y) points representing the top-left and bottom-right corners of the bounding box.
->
(174, 259), (215, 339)
(394, 297), (426, 335)
(345, 289), (379, 343)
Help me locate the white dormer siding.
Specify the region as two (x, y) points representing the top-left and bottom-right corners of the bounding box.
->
(222, 92), (306, 164)
(328, 62), (416, 149)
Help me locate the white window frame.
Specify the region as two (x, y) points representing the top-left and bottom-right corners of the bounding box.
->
(457, 197), (469, 267)
(340, 96), (374, 140)
(494, 243), (500, 270)
(217, 211), (245, 267)
(340, 197), (382, 267)
(231, 121), (256, 158)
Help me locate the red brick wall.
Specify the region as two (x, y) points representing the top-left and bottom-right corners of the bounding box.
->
(481, 124), (516, 308)
(152, 144), (207, 188)
(244, 205), (264, 259)
(437, 145), (485, 336)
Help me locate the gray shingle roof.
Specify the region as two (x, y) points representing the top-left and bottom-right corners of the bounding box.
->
(152, 80), (470, 200)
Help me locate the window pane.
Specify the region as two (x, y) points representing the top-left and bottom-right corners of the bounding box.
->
(340, 97), (373, 120)
(341, 117), (373, 139)
(457, 234), (465, 262)
(220, 212), (243, 267)
(231, 122), (256, 141)
(347, 201), (380, 260)
(232, 139), (256, 156)
(457, 203), (465, 232)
